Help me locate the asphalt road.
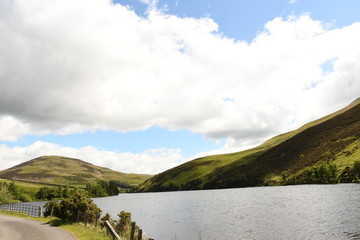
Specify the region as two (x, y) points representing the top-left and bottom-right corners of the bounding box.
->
(0, 214), (75, 240)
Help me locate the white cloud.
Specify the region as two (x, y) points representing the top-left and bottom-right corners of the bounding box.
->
(0, 0), (359, 151)
(190, 137), (266, 160)
(289, 0), (298, 4)
(0, 116), (31, 141)
(0, 141), (183, 174)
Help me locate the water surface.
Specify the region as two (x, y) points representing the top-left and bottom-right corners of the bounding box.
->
(93, 184), (360, 240)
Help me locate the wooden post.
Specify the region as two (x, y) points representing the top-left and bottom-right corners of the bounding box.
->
(137, 229), (142, 240)
(85, 212), (88, 226)
(77, 210), (80, 222)
(95, 212), (99, 227)
(130, 222), (136, 240)
(105, 220), (121, 240)
(38, 206), (42, 217)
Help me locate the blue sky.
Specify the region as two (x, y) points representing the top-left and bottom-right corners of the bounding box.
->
(0, 0), (360, 174)
(7, 127), (220, 157)
(117, 0), (360, 40)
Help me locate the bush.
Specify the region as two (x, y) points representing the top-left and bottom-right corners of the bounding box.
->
(101, 211), (133, 239)
(44, 199), (61, 217)
(117, 211), (132, 233)
(353, 161), (360, 176)
(0, 184), (15, 203)
(45, 191), (101, 223)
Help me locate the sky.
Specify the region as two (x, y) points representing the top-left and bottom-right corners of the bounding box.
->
(0, 0), (360, 174)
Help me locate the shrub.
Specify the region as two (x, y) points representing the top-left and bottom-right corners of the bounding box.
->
(281, 171), (289, 184)
(117, 211), (132, 233)
(44, 199), (61, 217)
(45, 191), (101, 223)
(353, 161), (360, 176)
(0, 184), (15, 203)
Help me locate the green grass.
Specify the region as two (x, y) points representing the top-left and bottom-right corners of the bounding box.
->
(0, 210), (113, 240)
(332, 138), (360, 170)
(0, 178), (54, 192)
(266, 138), (360, 185)
(0, 178), (61, 202)
(137, 146), (266, 191)
(56, 222), (113, 240)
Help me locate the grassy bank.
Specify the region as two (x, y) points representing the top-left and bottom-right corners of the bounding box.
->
(0, 210), (113, 240)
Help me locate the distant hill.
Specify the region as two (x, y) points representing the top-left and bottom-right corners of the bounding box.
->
(0, 156), (151, 188)
(136, 98), (360, 192)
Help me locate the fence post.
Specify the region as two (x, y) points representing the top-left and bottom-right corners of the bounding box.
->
(137, 229), (142, 240)
(77, 210), (80, 222)
(38, 206), (42, 217)
(104, 220), (121, 240)
(85, 212), (88, 226)
(130, 222), (136, 240)
(51, 206), (54, 217)
(95, 212), (99, 228)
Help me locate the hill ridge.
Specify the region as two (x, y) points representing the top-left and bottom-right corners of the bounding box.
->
(136, 98), (360, 192)
(0, 155), (151, 188)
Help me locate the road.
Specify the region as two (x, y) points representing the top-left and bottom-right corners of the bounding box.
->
(0, 214), (75, 240)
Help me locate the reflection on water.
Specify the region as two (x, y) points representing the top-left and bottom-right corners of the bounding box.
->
(347, 232), (360, 240)
(91, 184), (360, 240)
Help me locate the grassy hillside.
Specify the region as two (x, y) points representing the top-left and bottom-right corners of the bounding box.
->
(0, 178), (55, 203)
(0, 156), (151, 188)
(136, 98), (360, 192)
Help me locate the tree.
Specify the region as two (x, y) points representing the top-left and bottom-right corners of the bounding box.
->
(0, 182), (15, 203)
(353, 161), (360, 177)
(36, 187), (58, 200)
(7, 181), (32, 202)
(85, 181), (120, 197)
(86, 183), (107, 197)
(328, 163), (337, 183)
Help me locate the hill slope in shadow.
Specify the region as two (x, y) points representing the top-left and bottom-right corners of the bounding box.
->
(136, 98), (360, 192)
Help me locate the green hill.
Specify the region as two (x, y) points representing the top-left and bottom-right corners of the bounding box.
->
(0, 156), (151, 188)
(136, 98), (360, 192)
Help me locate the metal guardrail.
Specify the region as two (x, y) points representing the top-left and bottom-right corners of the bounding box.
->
(0, 203), (43, 217)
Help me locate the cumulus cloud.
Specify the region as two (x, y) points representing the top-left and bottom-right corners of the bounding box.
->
(0, 116), (31, 141)
(0, 0), (359, 148)
(0, 141), (182, 174)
